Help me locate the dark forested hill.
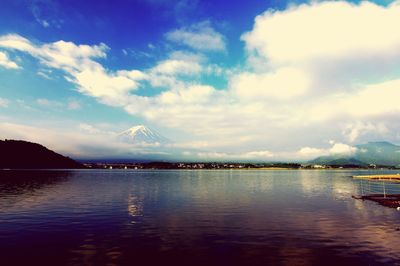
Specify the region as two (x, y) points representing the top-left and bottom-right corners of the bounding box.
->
(0, 140), (84, 169)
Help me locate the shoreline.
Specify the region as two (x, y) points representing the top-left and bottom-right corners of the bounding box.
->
(2, 168), (400, 171)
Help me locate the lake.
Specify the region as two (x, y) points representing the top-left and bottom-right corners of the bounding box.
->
(1, 169), (400, 265)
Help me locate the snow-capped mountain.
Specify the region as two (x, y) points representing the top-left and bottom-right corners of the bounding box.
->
(117, 125), (171, 145)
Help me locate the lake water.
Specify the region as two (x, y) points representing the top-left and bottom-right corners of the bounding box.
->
(1, 169), (400, 265)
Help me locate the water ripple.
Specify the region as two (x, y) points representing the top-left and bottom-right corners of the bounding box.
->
(1, 169), (400, 265)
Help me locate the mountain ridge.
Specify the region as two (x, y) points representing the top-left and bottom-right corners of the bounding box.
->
(310, 141), (400, 166)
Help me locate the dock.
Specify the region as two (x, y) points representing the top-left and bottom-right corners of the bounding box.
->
(353, 174), (400, 208)
(353, 174), (400, 182)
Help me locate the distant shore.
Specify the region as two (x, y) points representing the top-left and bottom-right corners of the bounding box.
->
(81, 162), (400, 171)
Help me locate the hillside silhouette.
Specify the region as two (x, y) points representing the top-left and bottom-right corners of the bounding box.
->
(0, 140), (84, 169)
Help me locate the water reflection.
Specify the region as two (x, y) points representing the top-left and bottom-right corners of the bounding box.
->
(0, 170), (69, 196)
(0, 170), (70, 213)
(0, 169), (400, 265)
(127, 194), (143, 219)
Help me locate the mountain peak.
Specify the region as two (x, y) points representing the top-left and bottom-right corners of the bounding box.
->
(126, 125), (147, 133)
(118, 125), (171, 145)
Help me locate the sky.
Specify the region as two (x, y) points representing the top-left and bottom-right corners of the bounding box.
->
(1, 0), (400, 161)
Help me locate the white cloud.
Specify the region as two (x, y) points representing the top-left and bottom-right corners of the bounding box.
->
(30, 0), (62, 29)
(141, 51), (206, 89)
(151, 59), (202, 76)
(0, 98), (9, 108)
(73, 67), (139, 103)
(196, 151), (229, 159)
(79, 123), (101, 134)
(239, 0), (400, 103)
(298, 147), (326, 158)
(36, 98), (82, 111)
(343, 121), (388, 143)
(67, 100), (81, 110)
(242, 1), (400, 65)
(0, 35), (108, 73)
(241, 150), (274, 159)
(195, 150), (274, 161)
(158, 85), (215, 104)
(231, 67), (310, 100)
(37, 71), (52, 79)
(117, 69), (147, 80)
(329, 143), (357, 155)
(297, 142), (357, 159)
(304, 79), (400, 123)
(0, 35), (34, 52)
(0, 51), (20, 69)
(0, 34), (145, 106)
(40, 20), (50, 28)
(166, 21), (226, 51)
(36, 98), (63, 108)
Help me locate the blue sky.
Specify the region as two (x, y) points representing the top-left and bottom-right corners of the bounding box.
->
(1, 0), (400, 160)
